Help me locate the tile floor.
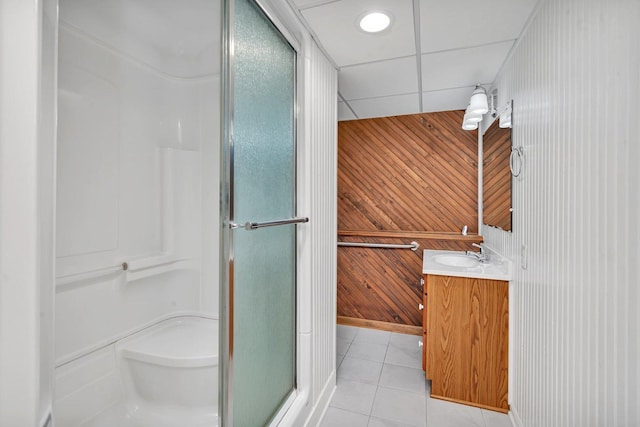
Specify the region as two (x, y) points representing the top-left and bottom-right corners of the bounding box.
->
(320, 325), (512, 427)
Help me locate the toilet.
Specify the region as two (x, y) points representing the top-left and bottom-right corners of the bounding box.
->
(116, 316), (219, 426)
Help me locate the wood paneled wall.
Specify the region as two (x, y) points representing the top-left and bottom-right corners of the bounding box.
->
(338, 111), (481, 330)
(482, 121), (512, 231)
(338, 111), (478, 232)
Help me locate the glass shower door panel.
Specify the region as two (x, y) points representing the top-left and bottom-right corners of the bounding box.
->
(231, 0), (296, 425)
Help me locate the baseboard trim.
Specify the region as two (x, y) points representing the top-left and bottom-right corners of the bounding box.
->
(337, 316), (421, 336)
(509, 405), (523, 427)
(304, 371), (336, 427)
(429, 393), (509, 414)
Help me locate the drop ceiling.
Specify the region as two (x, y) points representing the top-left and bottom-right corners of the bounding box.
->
(291, 0), (538, 120)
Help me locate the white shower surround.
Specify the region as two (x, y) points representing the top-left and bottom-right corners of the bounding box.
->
(53, 3), (220, 422)
(55, 23), (218, 362)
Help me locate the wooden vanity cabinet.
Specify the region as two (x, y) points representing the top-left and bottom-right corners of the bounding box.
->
(423, 274), (509, 413)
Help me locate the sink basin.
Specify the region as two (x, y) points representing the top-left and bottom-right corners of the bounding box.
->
(423, 250), (512, 280)
(433, 254), (480, 268)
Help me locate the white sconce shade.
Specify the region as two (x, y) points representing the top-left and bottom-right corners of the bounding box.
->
(499, 103), (512, 128)
(462, 121), (478, 131)
(462, 106), (482, 130)
(468, 85), (488, 114)
(464, 110), (483, 123)
(461, 85), (489, 131)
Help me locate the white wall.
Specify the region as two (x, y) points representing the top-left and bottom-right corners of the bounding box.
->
(0, 0), (57, 426)
(307, 40), (338, 422)
(482, 0), (640, 426)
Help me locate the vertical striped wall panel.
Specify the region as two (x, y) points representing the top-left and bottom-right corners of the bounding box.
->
(309, 41), (338, 403)
(482, 1), (640, 426)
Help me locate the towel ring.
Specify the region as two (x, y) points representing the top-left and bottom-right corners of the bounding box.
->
(510, 146), (524, 177)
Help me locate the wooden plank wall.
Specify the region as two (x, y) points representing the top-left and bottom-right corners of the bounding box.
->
(338, 111), (481, 332)
(482, 121), (512, 231)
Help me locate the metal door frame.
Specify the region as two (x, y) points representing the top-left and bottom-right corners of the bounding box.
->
(220, 0), (301, 424)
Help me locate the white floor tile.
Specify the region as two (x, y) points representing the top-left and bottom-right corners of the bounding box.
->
(320, 407), (369, 427)
(378, 364), (427, 395)
(337, 325), (359, 342)
(337, 337), (352, 356)
(330, 327), (499, 427)
(389, 333), (422, 350)
(346, 341), (388, 363)
(384, 344), (422, 369)
(330, 380), (378, 415)
(337, 354), (345, 369)
(370, 386), (426, 427)
(353, 328), (391, 345)
(368, 417), (415, 427)
(481, 409), (512, 427)
(426, 397), (484, 427)
(337, 357), (383, 385)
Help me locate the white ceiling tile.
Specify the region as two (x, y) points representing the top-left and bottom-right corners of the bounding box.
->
(349, 93), (420, 120)
(339, 56), (418, 101)
(421, 86), (475, 113)
(421, 41), (513, 92)
(293, 0), (339, 10)
(338, 102), (358, 121)
(301, 0), (416, 67)
(419, 0), (537, 53)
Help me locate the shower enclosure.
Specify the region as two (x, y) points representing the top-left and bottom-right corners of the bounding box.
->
(48, 0), (335, 426)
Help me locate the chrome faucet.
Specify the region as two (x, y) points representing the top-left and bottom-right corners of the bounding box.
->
(466, 243), (488, 263)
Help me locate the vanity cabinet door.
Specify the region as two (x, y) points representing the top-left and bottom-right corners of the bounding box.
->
(425, 274), (509, 413)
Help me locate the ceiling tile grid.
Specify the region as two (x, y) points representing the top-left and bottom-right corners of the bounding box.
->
(294, 0), (539, 119)
(338, 101), (358, 120)
(421, 41), (514, 92)
(300, 0), (416, 67)
(421, 86), (477, 114)
(338, 56), (419, 101)
(347, 93), (421, 120)
(419, 0), (538, 53)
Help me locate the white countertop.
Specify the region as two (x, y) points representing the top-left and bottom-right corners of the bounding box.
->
(422, 249), (512, 281)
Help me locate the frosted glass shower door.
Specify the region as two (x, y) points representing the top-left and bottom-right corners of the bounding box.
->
(222, 0), (302, 425)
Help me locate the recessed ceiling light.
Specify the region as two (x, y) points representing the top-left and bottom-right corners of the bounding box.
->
(358, 11), (391, 33)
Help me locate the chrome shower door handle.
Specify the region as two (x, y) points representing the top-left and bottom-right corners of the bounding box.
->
(229, 217), (309, 231)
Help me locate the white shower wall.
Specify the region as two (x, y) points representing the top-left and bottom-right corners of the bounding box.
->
(54, 17), (219, 422)
(55, 24), (218, 363)
(482, 0), (640, 426)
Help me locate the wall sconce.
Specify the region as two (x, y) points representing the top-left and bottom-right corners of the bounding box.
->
(461, 84), (488, 131)
(468, 85), (488, 114)
(462, 111), (482, 130)
(499, 102), (512, 128)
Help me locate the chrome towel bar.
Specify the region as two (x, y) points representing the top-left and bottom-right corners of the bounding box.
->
(230, 217), (309, 230)
(337, 241), (420, 251)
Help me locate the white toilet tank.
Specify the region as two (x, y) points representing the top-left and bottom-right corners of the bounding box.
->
(117, 316), (218, 425)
